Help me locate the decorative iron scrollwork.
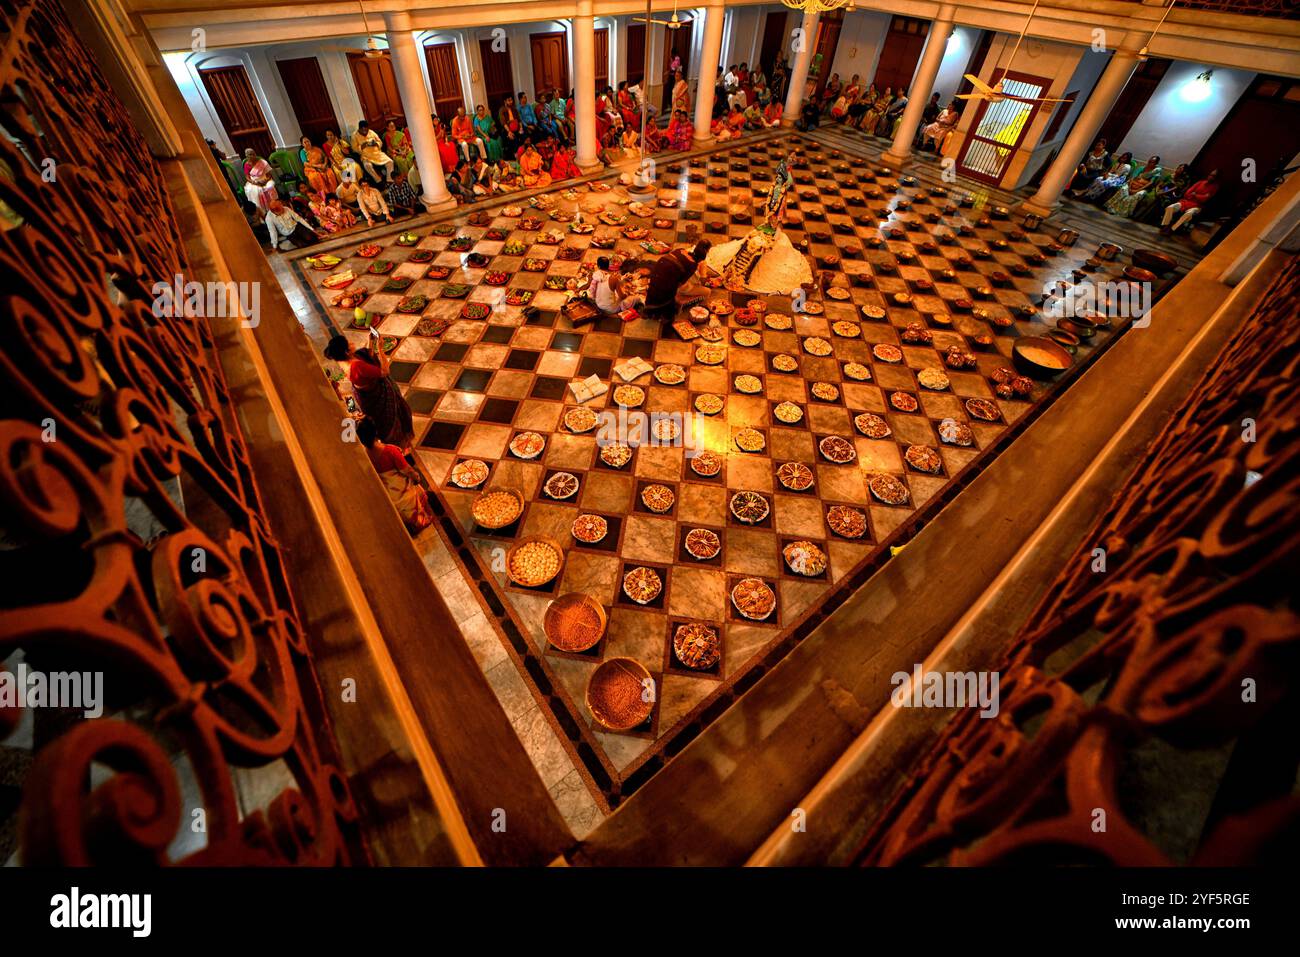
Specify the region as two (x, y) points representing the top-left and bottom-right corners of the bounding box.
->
(0, 0), (360, 865)
(858, 256), (1300, 866)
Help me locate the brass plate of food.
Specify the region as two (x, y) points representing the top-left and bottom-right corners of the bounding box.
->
(545, 593), (607, 652)
(471, 488), (524, 529)
(826, 504), (868, 539)
(623, 566), (663, 605)
(684, 528), (722, 561)
(783, 540), (829, 577)
(450, 459), (489, 488)
(673, 622), (721, 670)
(586, 657), (654, 732)
(731, 577), (776, 621)
(571, 513), (609, 544)
(506, 537), (565, 587)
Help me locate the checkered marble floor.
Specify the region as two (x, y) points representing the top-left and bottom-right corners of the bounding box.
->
(288, 133), (1197, 814)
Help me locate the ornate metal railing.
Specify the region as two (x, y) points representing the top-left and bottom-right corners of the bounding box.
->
(0, 0), (361, 864)
(1175, 0), (1299, 19)
(856, 253), (1300, 865)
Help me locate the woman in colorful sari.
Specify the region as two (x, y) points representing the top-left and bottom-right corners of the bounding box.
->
(667, 110), (694, 151)
(671, 70), (691, 115)
(1136, 163), (1188, 224)
(550, 144), (581, 181)
(642, 116), (664, 154)
(848, 85), (875, 129)
(355, 418), (431, 533)
(299, 137), (339, 196)
(241, 150), (278, 214)
(473, 105), (502, 163)
(1105, 154), (1162, 217)
(323, 130), (349, 173)
(536, 137), (558, 170)
(616, 81), (641, 131)
(518, 141), (552, 188)
(324, 334), (414, 452)
(862, 88), (891, 136)
(1077, 152), (1133, 202)
(620, 125), (640, 156)
(598, 86), (623, 132)
(383, 121), (415, 175)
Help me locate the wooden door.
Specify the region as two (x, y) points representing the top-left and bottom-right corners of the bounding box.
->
(595, 27), (609, 92)
(811, 11), (844, 98)
(759, 11), (788, 73)
(1192, 74), (1300, 212)
(199, 64), (274, 157)
(626, 23), (646, 87)
(423, 42), (465, 121)
(660, 25), (692, 110)
(530, 31), (569, 98)
(348, 52), (404, 127)
(275, 56), (338, 143)
(872, 16), (929, 93)
(956, 71), (1050, 185)
(1097, 56), (1170, 151)
(479, 36), (514, 113)
(664, 23), (690, 74)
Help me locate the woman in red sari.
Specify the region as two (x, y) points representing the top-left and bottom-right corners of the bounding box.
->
(616, 81), (641, 131)
(666, 110), (694, 151)
(324, 334), (414, 451)
(550, 144), (581, 181)
(355, 418), (431, 533)
(642, 116), (664, 154)
(597, 86), (623, 132)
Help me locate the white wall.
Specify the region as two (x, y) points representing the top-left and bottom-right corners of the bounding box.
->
(932, 26), (980, 104)
(1119, 62), (1255, 167)
(828, 10), (891, 89)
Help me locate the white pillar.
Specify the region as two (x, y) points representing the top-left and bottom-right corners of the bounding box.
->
(573, 3), (601, 171)
(881, 8), (956, 168)
(782, 11), (819, 127)
(384, 11), (454, 211)
(1020, 43), (1142, 217)
(693, 0), (726, 143)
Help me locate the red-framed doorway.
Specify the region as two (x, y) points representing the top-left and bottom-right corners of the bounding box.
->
(955, 70), (1052, 185)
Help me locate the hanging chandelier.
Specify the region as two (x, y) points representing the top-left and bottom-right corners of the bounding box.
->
(780, 0), (855, 14)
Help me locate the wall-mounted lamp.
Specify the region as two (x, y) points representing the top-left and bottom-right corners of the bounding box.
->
(1180, 68), (1214, 104)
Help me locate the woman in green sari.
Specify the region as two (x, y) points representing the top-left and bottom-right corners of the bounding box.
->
(1134, 163), (1188, 224)
(1105, 154), (1162, 217)
(473, 105), (502, 163)
(383, 121), (415, 175)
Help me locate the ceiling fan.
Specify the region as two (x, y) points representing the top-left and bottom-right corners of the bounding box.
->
(320, 2), (388, 57)
(957, 0), (1071, 104)
(633, 0), (693, 29)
